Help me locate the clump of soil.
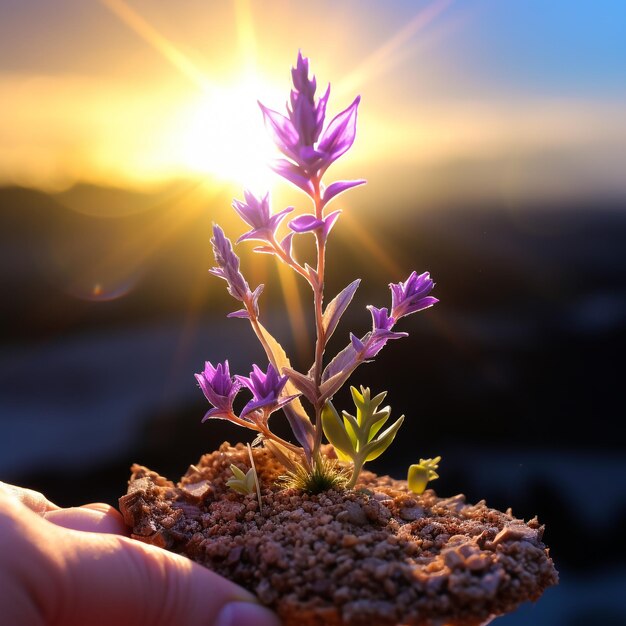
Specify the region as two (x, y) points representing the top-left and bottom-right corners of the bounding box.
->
(119, 443), (557, 626)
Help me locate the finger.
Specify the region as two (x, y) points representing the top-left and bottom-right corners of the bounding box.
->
(1, 490), (281, 626)
(0, 481), (60, 514)
(80, 502), (118, 515)
(58, 532), (282, 626)
(44, 506), (128, 536)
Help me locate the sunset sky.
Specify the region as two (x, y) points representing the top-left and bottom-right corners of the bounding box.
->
(1, 0), (625, 203)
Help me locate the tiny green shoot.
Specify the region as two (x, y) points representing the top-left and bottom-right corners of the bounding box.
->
(407, 456), (441, 494)
(226, 443), (263, 513)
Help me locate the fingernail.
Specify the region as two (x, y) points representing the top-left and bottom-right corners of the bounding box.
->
(214, 601), (281, 626)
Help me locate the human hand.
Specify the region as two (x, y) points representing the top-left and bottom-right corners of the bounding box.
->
(0, 481), (281, 626)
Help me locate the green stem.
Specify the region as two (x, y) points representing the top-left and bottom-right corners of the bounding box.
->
(345, 458), (364, 490)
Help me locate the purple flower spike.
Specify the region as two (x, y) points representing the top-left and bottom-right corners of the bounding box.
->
(232, 190), (293, 244)
(210, 224), (250, 301)
(291, 52), (314, 97)
(289, 51), (329, 147)
(390, 271), (438, 321)
(195, 360), (241, 420)
(259, 53), (360, 183)
(210, 224), (263, 318)
(236, 363), (299, 418)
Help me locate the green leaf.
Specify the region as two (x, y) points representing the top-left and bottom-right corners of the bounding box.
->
(350, 386), (366, 425)
(362, 415), (404, 461)
(322, 401), (356, 459)
(229, 464), (247, 481)
(245, 468), (256, 493)
(347, 386), (391, 443)
(369, 390), (388, 412)
(226, 479), (248, 495)
(366, 407), (390, 442)
(341, 410), (360, 449)
(407, 464), (430, 494)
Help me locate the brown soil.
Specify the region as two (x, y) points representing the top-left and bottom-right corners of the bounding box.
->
(119, 443), (558, 626)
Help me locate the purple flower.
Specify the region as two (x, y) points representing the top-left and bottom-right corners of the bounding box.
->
(236, 364), (299, 418)
(210, 224), (263, 318)
(363, 306), (407, 358)
(232, 190), (293, 244)
(195, 360), (241, 420)
(259, 53), (361, 181)
(369, 306), (395, 333)
(390, 271), (438, 321)
(348, 307), (407, 361)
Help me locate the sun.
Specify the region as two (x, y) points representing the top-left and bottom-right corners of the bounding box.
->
(175, 75), (284, 192)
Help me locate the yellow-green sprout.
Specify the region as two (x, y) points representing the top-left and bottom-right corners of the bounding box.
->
(322, 386), (404, 489)
(226, 444), (263, 512)
(226, 463), (256, 495)
(408, 456), (441, 494)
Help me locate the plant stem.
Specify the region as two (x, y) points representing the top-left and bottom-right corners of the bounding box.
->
(311, 176), (327, 460)
(257, 425), (304, 456)
(268, 233), (311, 283)
(221, 411), (263, 433)
(345, 458), (364, 489)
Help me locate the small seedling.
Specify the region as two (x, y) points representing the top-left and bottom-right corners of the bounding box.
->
(408, 456), (441, 495)
(226, 444), (263, 512)
(322, 386), (404, 488)
(226, 463), (256, 495)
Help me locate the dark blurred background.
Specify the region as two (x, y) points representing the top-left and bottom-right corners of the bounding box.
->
(2, 183), (625, 624)
(2, 1), (626, 623)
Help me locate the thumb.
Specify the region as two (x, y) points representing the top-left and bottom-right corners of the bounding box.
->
(0, 484), (280, 626)
(58, 531), (281, 626)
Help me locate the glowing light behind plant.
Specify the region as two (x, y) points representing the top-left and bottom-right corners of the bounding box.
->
(174, 79), (282, 192)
